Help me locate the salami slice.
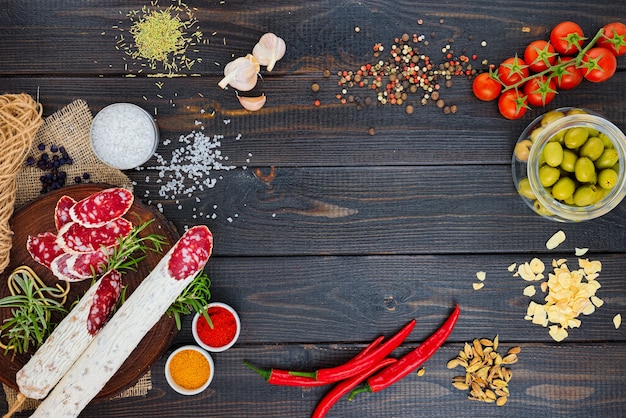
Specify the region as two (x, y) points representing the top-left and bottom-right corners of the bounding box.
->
(26, 232), (64, 269)
(50, 253), (85, 282)
(54, 195), (76, 231)
(57, 218), (133, 254)
(67, 248), (111, 279)
(31, 225), (213, 417)
(168, 225), (213, 280)
(87, 270), (122, 335)
(69, 187), (134, 228)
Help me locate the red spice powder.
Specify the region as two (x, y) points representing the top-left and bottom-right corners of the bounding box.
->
(196, 306), (237, 348)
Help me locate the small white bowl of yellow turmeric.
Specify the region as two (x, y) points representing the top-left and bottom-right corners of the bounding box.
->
(165, 345), (214, 395)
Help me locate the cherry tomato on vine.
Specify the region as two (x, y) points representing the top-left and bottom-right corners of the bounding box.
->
(498, 89), (528, 120)
(552, 56), (583, 90)
(524, 40), (557, 72)
(497, 56), (529, 86)
(597, 22), (626, 56)
(550, 21), (585, 55)
(582, 47), (617, 83)
(523, 76), (557, 107)
(472, 72), (502, 101)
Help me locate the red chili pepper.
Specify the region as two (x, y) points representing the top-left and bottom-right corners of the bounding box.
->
(290, 319), (416, 383)
(348, 305), (460, 400)
(243, 335), (386, 387)
(311, 357), (397, 418)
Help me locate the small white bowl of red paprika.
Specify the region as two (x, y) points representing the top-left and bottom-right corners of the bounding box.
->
(192, 302), (241, 352)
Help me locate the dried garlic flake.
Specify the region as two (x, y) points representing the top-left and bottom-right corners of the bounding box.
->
(614, 314), (622, 329)
(473, 282), (485, 290)
(575, 247), (589, 256)
(546, 230), (566, 250)
(476, 271), (487, 281)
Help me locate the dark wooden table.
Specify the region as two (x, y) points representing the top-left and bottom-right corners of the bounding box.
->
(1, 1), (626, 417)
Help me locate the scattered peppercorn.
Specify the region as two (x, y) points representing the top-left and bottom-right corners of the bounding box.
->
(311, 83), (320, 92)
(368, 127), (376, 136)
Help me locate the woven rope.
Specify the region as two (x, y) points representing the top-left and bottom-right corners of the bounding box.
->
(0, 94), (43, 274)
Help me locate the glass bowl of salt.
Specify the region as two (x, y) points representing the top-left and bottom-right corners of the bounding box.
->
(90, 103), (159, 170)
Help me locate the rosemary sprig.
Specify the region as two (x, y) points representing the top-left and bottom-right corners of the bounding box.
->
(105, 219), (167, 274)
(0, 272), (67, 354)
(166, 270), (212, 330)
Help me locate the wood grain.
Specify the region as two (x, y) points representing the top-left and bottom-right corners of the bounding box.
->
(1, 0), (626, 416)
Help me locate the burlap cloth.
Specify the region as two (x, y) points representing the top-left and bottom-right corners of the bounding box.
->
(3, 99), (150, 413)
(15, 98), (133, 207)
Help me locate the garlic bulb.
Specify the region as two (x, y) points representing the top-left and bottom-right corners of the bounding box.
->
(252, 33), (286, 72)
(237, 94), (266, 111)
(218, 54), (260, 91)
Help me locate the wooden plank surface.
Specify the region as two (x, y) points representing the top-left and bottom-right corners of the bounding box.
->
(1, 0), (626, 417)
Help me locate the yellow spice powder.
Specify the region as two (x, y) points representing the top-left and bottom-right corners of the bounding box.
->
(169, 349), (210, 390)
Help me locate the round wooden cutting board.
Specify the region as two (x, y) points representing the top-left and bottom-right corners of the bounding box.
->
(0, 184), (180, 400)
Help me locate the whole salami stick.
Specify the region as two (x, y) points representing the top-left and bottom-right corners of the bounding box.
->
(16, 269), (122, 400)
(31, 225), (213, 418)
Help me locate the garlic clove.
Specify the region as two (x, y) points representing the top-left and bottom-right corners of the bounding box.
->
(218, 54), (260, 91)
(237, 94), (266, 111)
(252, 33), (286, 72)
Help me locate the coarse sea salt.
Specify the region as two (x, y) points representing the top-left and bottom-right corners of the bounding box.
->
(90, 103), (159, 170)
(137, 131), (236, 200)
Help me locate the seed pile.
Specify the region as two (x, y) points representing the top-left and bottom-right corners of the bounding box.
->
(319, 24), (489, 114)
(447, 336), (519, 407)
(115, 0), (203, 76)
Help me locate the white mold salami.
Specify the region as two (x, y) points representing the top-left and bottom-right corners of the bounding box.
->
(54, 195), (76, 231)
(31, 225), (213, 417)
(56, 218), (132, 254)
(69, 187), (134, 228)
(26, 232), (64, 269)
(16, 275), (107, 399)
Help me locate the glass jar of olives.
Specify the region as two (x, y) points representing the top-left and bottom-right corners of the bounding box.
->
(512, 107), (626, 222)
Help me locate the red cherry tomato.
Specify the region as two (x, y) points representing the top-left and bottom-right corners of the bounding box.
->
(472, 72), (502, 101)
(497, 56), (530, 86)
(553, 57), (583, 90)
(597, 22), (626, 56)
(550, 21), (585, 55)
(581, 47), (617, 83)
(523, 76), (557, 107)
(524, 40), (557, 72)
(498, 89), (528, 120)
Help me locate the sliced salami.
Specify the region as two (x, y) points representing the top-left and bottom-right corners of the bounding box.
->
(50, 253), (85, 282)
(57, 218), (133, 254)
(67, 247), (111, 279)
(87, 270), (122, 335)
(167, 225), (214, 280)
(54, 195), (76, 231)
(69, 187), (134, 228)
(31, 225), (214, 417)
(26, 232), (64, 269)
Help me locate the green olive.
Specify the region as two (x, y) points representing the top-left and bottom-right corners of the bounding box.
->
(564, 127), (589, 149)
(567, 108), (588, 116)
(595, 148), (619, 169)
(539, 165), (561, 187)
(560, 149), (578, 172)
(574, 157), (596, 183)
(533, 200), (554, 216)
(530, 126), (544, 143)
(598, 168), (619, 190)
(579, 136), (605, 161)
(541, 110), (565, 126)
(599, 133), (614, 149)
(551, 177), (576, 201)
(543, 142), (564, 167)
(514, 139), (533, 162)
(573, 185), (600, 206)
(517, 177), (536, 200)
